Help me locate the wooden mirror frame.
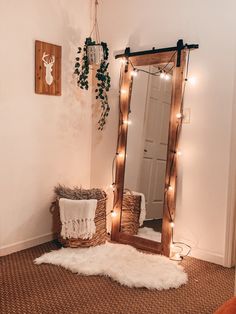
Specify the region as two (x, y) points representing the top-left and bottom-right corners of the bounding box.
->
(111, 45), (189, 257)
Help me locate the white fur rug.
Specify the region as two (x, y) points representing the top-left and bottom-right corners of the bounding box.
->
(35, 242), (187, 290)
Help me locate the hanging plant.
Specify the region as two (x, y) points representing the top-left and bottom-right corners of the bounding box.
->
(74, 1), (111, 130)
(74, 38), (111, 130)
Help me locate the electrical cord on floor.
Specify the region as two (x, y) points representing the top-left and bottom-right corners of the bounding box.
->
(170, 241), (192, 262)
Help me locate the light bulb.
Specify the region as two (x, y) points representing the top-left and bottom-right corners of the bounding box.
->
(110, 183), (116, 190)
(111, 210), (117, 217)
(170, 221), (175, 228)
(188, 77), (197, 85)
(165, 73), (170, 80)
(176, 113), (182, 119)
(160, 72), (165, 79)
(120, 59), (126, 65)
(123, 119), (132, 125)
(117, 152), (125, 158)
(168, 185), (174, 191)
(121, 89), (127, 94)
(131, 70), (138, 77)
(176, 151), (182, 156)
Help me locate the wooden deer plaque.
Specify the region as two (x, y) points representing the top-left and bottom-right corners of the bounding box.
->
(35, 40), (61, 95)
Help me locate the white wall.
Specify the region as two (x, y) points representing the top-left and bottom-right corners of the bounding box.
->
(0, 0), (92, 255)
(90, 0), (236, 264)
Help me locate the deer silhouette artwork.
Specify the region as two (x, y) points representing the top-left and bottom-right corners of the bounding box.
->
(42, 52), (55, 86)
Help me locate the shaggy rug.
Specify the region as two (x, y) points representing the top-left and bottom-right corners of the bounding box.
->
(35, 242), (187, 290)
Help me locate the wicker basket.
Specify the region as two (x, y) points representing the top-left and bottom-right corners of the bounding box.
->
(50, 186), (107, 248)
(120, 191), (141, 235)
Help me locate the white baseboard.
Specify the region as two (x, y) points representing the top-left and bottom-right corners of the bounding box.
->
(190, 248), (224, 266)
(0, 233), (226, 267)
(0, 233), (56, 257)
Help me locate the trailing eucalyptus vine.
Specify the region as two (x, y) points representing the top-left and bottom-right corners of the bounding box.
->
(74, 37), (111, 130)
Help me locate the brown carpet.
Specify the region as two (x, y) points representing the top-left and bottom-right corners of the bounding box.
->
(0, 241), (234, 314)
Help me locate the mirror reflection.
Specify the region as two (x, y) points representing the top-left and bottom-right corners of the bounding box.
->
(121, 63), (173, 242)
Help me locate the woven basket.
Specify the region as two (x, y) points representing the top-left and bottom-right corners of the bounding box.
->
(51, 186), (107, 248)
(120, 191), (141, 235)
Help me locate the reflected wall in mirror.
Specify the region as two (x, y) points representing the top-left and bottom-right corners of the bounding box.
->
(121, 63), (173, 244)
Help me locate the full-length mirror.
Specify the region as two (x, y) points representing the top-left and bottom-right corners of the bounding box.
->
(111, 41), (198, 256)
(121, 63), (173, 243)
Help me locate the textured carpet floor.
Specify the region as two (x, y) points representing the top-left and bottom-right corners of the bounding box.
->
(0, 241), (234, 314)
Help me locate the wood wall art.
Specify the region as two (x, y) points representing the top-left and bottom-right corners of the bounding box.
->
(35, 40), (61, 96)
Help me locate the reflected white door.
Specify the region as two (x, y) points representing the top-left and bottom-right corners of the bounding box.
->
(139, 70), (172, 219)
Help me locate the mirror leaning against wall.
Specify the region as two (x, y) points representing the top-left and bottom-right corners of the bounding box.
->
(111, 40), (199, 257)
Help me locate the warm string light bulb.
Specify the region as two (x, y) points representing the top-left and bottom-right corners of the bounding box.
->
(176, 113), (183, 119)
(123, 119), (132, 125)
(160, 71), (171, 80)
(111, 210), (117, 218)
(188, 76), (197, 85)
(160, 72), (165, 79)
(119, 58), (126, 65)
(170, 221), (175, 228)
(168, 185), (174, 191)
(176, 150), (182, 156)
(117, 152), (125, 158)
(164, 73), (170, 80)
(131, 70), (138, 77)
(120, 89), (127, 95)
(110, 183), (116, 191)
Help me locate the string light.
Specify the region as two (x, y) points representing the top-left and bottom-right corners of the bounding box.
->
(164, 73), (171, 80)
(160, 72), (165, 79)
(111, 210), (117, 217)
(176, 113), (182, 119)
(114, 47), (195, 261)
(117, 152), (125, 158)
(131, 70), (138, 77)
(120, 58), (126, 65)
(128, 51), (176, 78)
(109, 183), (116, 191)
(188, 76), (197, 85)
(123, 119), (132, 125)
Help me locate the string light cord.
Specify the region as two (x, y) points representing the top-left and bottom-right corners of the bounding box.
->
(111, 153), (119, 189)
(170, 241), (192, 262)
(133, 64), (175, 77)
(129, 52), (176, 77)
(174, 241), (191, 257)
